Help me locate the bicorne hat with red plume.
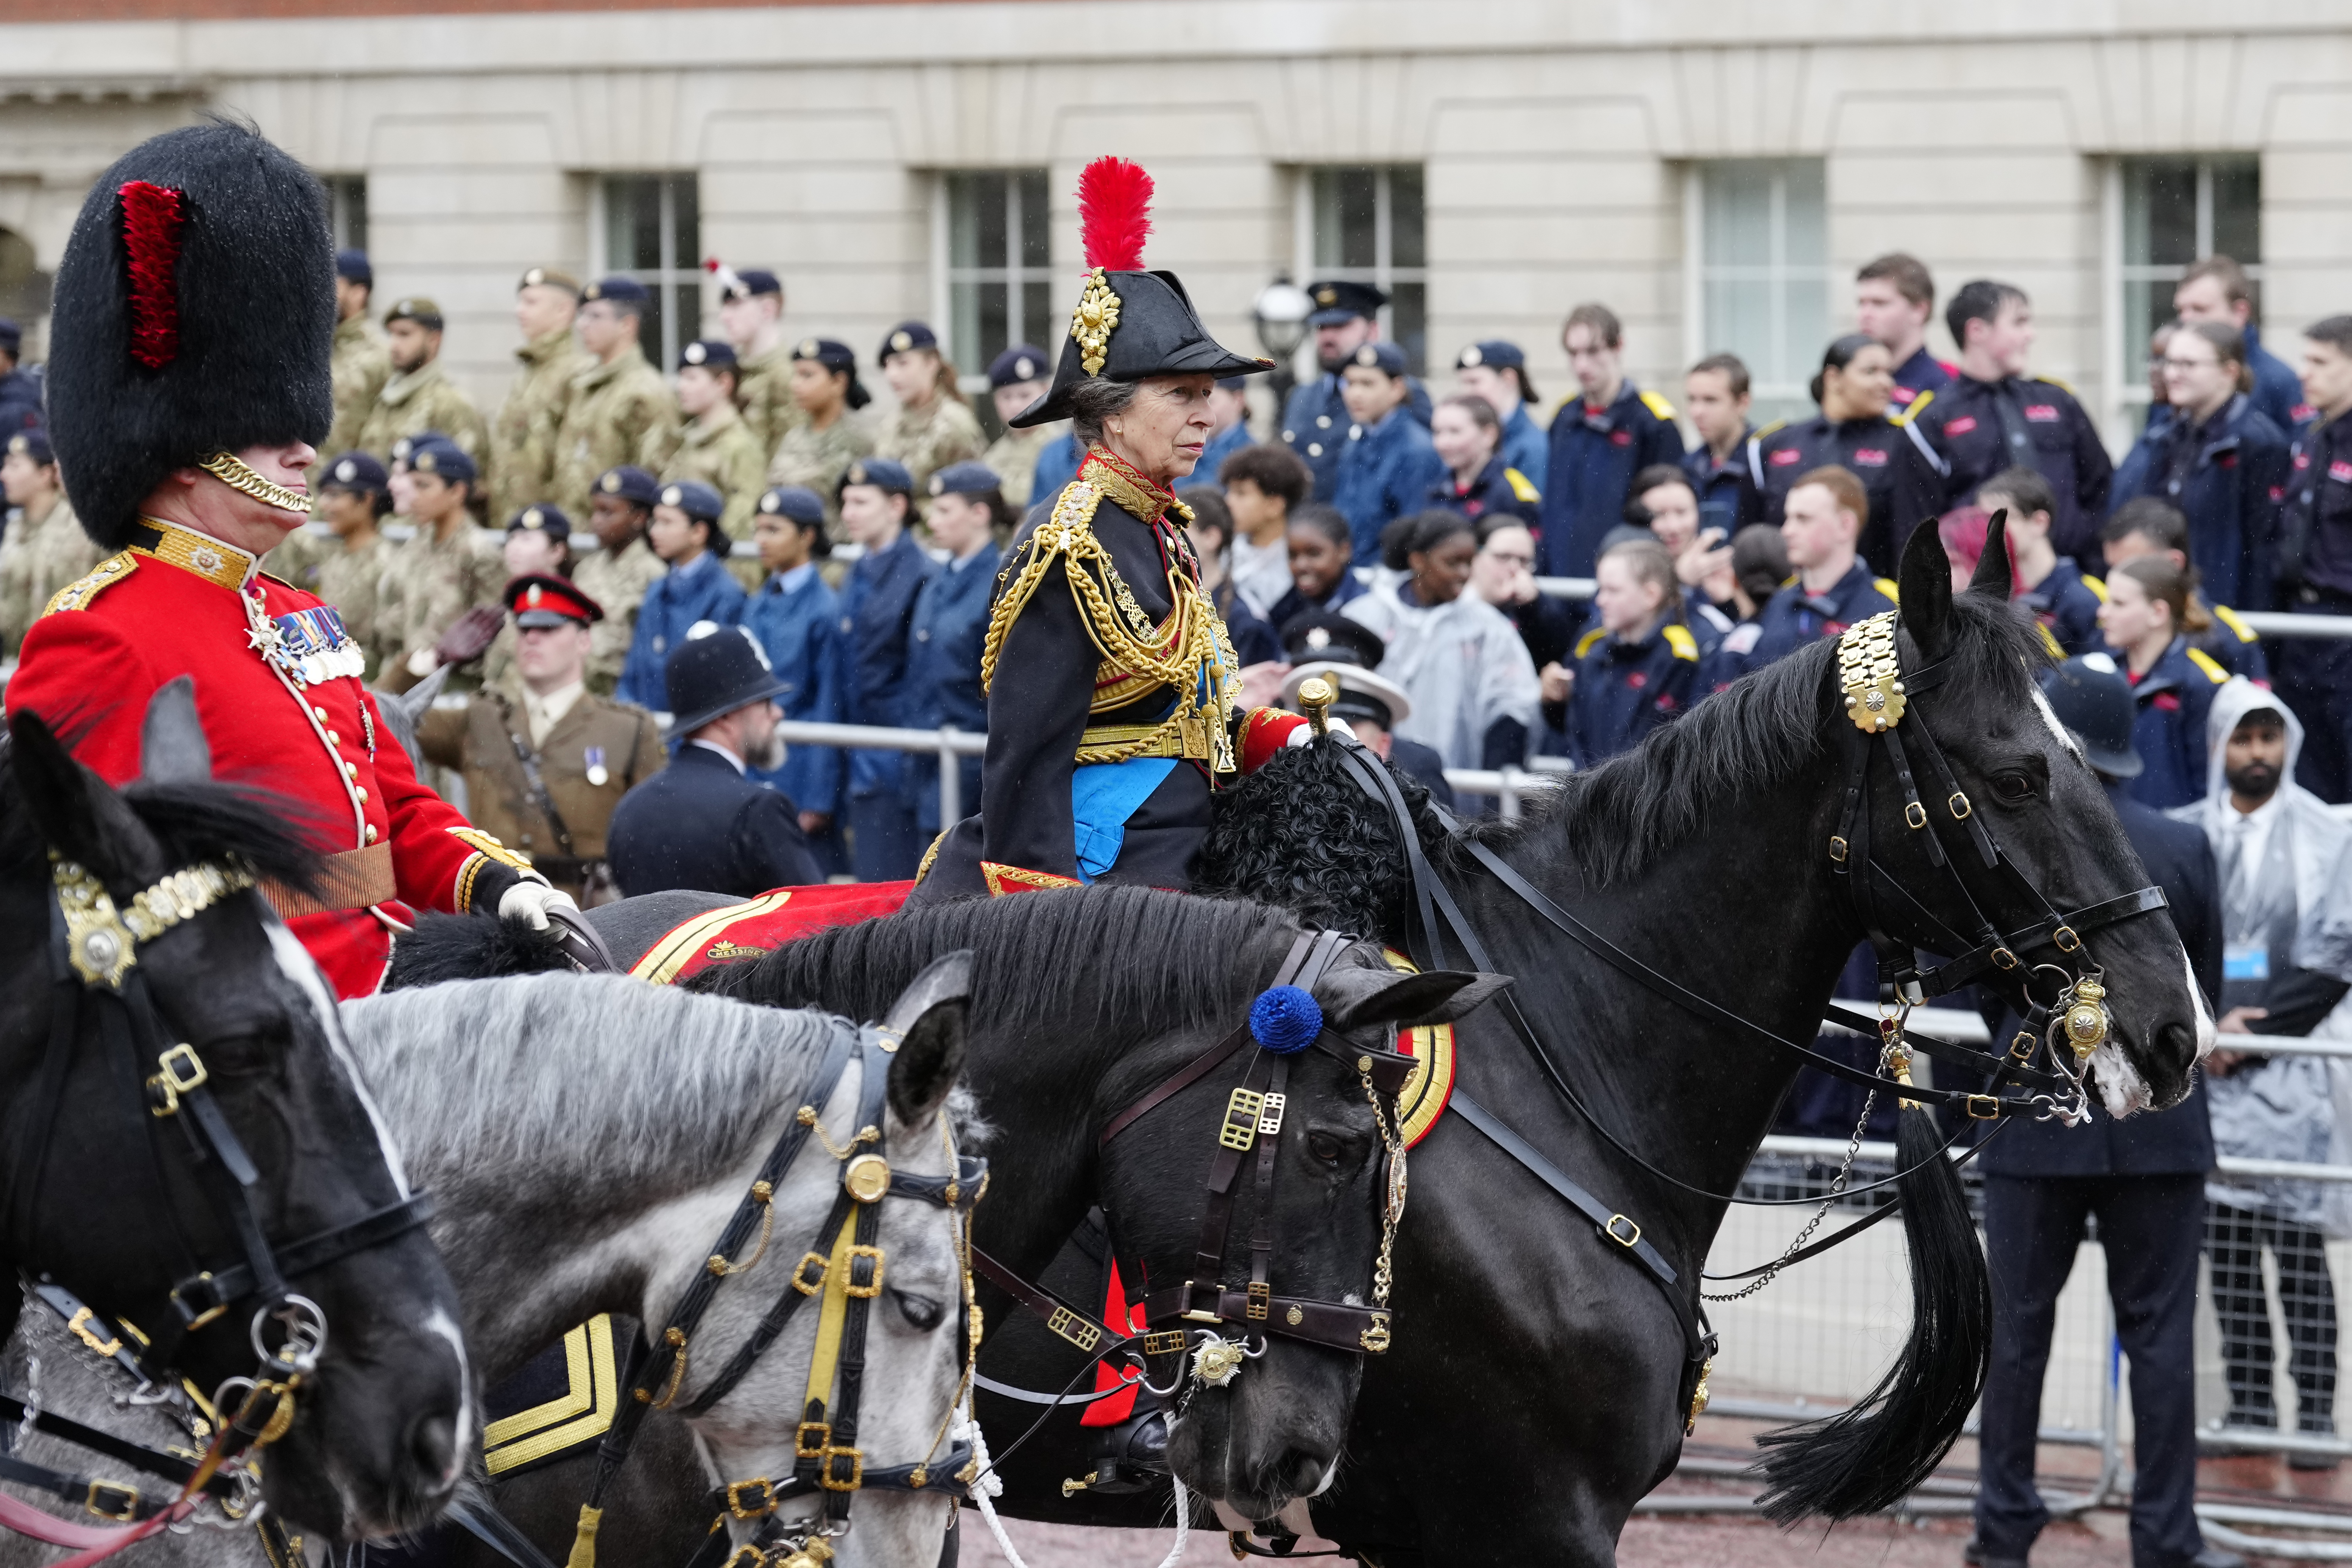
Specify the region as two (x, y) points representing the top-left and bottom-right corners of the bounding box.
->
(1009, 156), (1270, 430)
(47, 120), (336, 550)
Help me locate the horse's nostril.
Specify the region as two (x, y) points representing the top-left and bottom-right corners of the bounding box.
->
(408, 1411), (460, 1489)
(1278, 1447), (1326, 1498)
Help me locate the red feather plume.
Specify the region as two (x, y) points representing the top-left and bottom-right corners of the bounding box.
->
(1078, 157), (1152, 273)
(119, 179), (186, 370)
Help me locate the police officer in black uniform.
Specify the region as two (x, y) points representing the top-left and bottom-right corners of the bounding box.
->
(1279, 279), (1431, 502)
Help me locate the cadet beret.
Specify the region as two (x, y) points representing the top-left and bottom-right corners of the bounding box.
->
(507, 504), (573, 540)
(517, 266), (582, 297)
(321, 451), (388, 491)
(793, 338), (856, 372)
(1305, 278), (1387, 326)
(680, 339), (738, 371)
(987, 344), (1050, 389)
(840, 457), (913, 496)
(505, 572), (603, 629)
(334, 249), (372, 288)
(583, 277), (650, 306)
(595, 465), (661, 507)
(927, 461), (1001, 499)
(408, 439), (475, 484)
(877, 321), (938, 366)
(723, 268), (782, 302)
(383, 297), (444, 330)
(658, 479), (725, 522)
(1456, 339), (1526, 371)
(1279, 609), (1386, 670)
(1348, 341), (1409, 378)
(758, 486), (827, 527)
(0, 318), (20, 354)
(1217, 375), (1249, 392)
(7, 428), (53, 465)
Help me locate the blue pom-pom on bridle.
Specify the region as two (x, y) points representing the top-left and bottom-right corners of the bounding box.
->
(1250, 985), (1324, 1054)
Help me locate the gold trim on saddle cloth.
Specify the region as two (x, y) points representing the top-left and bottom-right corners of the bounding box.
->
(628, 890), (795, 986)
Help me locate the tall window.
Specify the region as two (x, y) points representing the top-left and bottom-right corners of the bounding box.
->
(325, 176), (367, 255)
(1303, 167), (1426, 373)
(2121, 156), (2262, 368)
(1694, 159), (1830, 424)
(944, 170), (1051, 413)
(599, 174), (701, 372)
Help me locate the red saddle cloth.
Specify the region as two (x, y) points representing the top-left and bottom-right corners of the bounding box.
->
(626, 881), (916, 984)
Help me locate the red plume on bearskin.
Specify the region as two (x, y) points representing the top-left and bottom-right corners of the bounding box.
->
(119, 180), (185, 369)
(1078, 156), (1152, 272)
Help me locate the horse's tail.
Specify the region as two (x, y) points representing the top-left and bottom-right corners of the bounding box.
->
(1749, 1106), (1991, 1521)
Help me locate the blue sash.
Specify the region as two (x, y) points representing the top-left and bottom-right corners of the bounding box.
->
(1070, 758), (1178, 882)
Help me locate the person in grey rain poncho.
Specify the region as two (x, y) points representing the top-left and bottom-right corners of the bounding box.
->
(2173, 675), (2352, 1448)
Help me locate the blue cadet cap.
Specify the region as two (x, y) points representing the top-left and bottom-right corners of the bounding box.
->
(0, 318), (20, 354)
(6, 428), (53, 465)
(583, 276), (650, 306)
(657, 479), (725, 522)
(1456, 339), (1525, 371)
(507, 503), (572, 540)
(595, 465), (661, 507)
(987, 344), (1050, 389)
(1305, 278), (1387, 327)
(680, 339), (737, 371)
(334, 249), (372, 288)
(723, 268), (781, 302)
(407, 439), (476, 485)
(792, 337), (857, 373)
(1249, 985), (1324, 1054)
(321, 450), (388, 492)
(2040, 656), (2145, 780)
(757, 486), (826, 527)
(927, 461), (1002, 499)
(1347, 340), (1409, 378)
(840, 456), (913, 496)
(877, 321), (938, 366)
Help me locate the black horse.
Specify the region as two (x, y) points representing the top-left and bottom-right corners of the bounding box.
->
(0, 684), (472, 1540)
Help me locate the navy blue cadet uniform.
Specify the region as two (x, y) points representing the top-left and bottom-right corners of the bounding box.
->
(1279, 279), (1432, 502)
(2278, 411), (2352, 800)
(1563, 620), (1703, 767)
(1745, 411), (1942, 576)
(2112, 392), (2292, 610)
(1887, 344), (1952, 407)
(904, 464), (1002, 838)
(1200, 377), (1255, 480)
(1974, 775), (2220, 1568)
(1912, 375), (2114, 564)
(1030, 431), (1082, 508)
(837, 459), (935, 881)
(1537, 381), (1685, 579)
(1727, 559), (1900, 676)
(616, 482), (747, 710)
(1427, 452), (1541, 527)
(0, 319), (39, 436)
(1455, 340), (1549, 489)
(1682, 429), (1759, 541)
(742, 486), (849, 864)
(1330, 343), (1446, 561)
(2244, 323), (2310, 436)
(2124, 635), (2233, 810)
(2017, 559), (2108, 658)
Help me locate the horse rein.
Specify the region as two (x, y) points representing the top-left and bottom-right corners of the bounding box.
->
(559, 959), (989, 1568)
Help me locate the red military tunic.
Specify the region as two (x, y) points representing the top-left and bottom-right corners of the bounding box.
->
(6, 518), (530, 998)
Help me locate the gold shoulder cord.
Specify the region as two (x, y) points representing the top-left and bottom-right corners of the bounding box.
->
(1836, 611), (1906, 733)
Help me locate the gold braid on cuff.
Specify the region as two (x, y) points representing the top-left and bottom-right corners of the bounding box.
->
(198, 452), (313, 515)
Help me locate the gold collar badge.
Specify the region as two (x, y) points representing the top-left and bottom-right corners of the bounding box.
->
(1071, 268), (1121, 377)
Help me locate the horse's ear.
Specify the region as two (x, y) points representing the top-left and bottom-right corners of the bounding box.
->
(139, 676), (212, 786)
(1969, 509), (2015, 601)
(884, 950), (972, 1129)
(1322, 967), (1512, 1034)
(1897, 512), (1956, 661)
(7, 709), (123, 883)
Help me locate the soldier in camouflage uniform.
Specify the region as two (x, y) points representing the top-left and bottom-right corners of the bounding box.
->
(977, 343), (1057, 512)
(321, 249), (391, 480)
(264, 451), (399, 679)
(766, 338), (875, 539)
(551, 277), (679, 520)
(719, 268), (801, 458)
(572, 465), (668, 694)
(357, 297), (489, 469)
(652, 340), (767, 588)
(489, 267), (590, 525)
(379, 438), (506, 691)
(0, 429), (102, 657)
(873, 321), (984, 514)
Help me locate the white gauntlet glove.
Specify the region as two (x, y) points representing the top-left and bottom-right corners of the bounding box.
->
(498, 879), (578, 931)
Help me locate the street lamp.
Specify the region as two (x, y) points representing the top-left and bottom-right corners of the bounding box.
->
(1253, 274), (1313, 407)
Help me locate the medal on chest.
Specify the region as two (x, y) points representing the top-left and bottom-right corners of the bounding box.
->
(244, 593), (366, 685)
(585, 745), (609, 788)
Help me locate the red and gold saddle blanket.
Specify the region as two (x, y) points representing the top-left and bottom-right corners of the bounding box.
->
(627, 881), (916, 984)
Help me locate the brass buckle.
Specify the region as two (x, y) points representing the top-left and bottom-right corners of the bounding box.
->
(86, 1479), (139, 1521)
(725, 1477), (776, 1519)
(1142, 1329), (1188, 1356)
(1904, 801), (1928, 830)
(67, 1305), (123, 1358)
(1046, 1307), (1102, 1353)
(2008, 1030), (2037, 1065)
(1179, 1279), (1222, 1324)
(1827, 835), (1849, 863)
(795, 1420), (831, 1461)
(1245, 1281), (1270, 1322)
(1603, 1214), (1641, 1248)
(1220, 1088), (1265, 1152)
(818, 1444), (864, 1492)
(1965, 1094), (2000, 1120)
(1359, 1311), (1392, 1354)
(791, 1251), (829, 1297)
(1990, 947), (2018, 971)
(148, 1043), (208, 1116)
(2053, 925), (2081, 953)
(1948, 791), (1971, 820)
(843, 1244), (886, 1299)
(1256, 1092), (1286, 1137)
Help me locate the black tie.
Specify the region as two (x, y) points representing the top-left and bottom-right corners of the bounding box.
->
(1990, 380), (2037, 470)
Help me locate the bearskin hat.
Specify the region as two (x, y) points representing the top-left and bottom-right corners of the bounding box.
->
(47, 120), (335, 549)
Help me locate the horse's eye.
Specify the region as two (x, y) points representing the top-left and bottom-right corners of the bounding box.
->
(1992, 772), (2036, 804)
(893, 1290), (945, 1331)
(1308, 1132), (1344, 1166)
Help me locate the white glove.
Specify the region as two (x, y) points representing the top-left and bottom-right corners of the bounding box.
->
(1286, 716), (1358, 747)
(498, 879), (577, 931)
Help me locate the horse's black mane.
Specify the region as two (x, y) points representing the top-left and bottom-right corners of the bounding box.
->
(694, 883), (1299, 1038)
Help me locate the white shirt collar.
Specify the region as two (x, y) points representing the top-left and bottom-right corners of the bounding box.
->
(777, 561), (817, 592)
(689, 737), (747, 774)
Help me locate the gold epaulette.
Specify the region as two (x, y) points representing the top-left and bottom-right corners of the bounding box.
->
(40, 552), (136, 618)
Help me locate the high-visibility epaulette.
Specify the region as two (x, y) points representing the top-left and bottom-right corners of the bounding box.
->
(2212, 602), (2259, 643)
(2036, 623), (2065, 659)
(1638, 389), (1678, 422)
(2186, 646), (2231, 684)
(2083, 573), (2109, 603)
(1503, 467), (1540, 503)
(1575, 627), (1607, 659)
(1662, 623), (1699, 662)
(1889, 389), (1934, 428)
(1874, 577), (1902, 604)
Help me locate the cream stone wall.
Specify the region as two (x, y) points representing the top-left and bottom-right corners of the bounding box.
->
(1, 2), (2350, 449)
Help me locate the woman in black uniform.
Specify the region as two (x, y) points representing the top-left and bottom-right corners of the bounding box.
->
(1747, 332), (1942, 575)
